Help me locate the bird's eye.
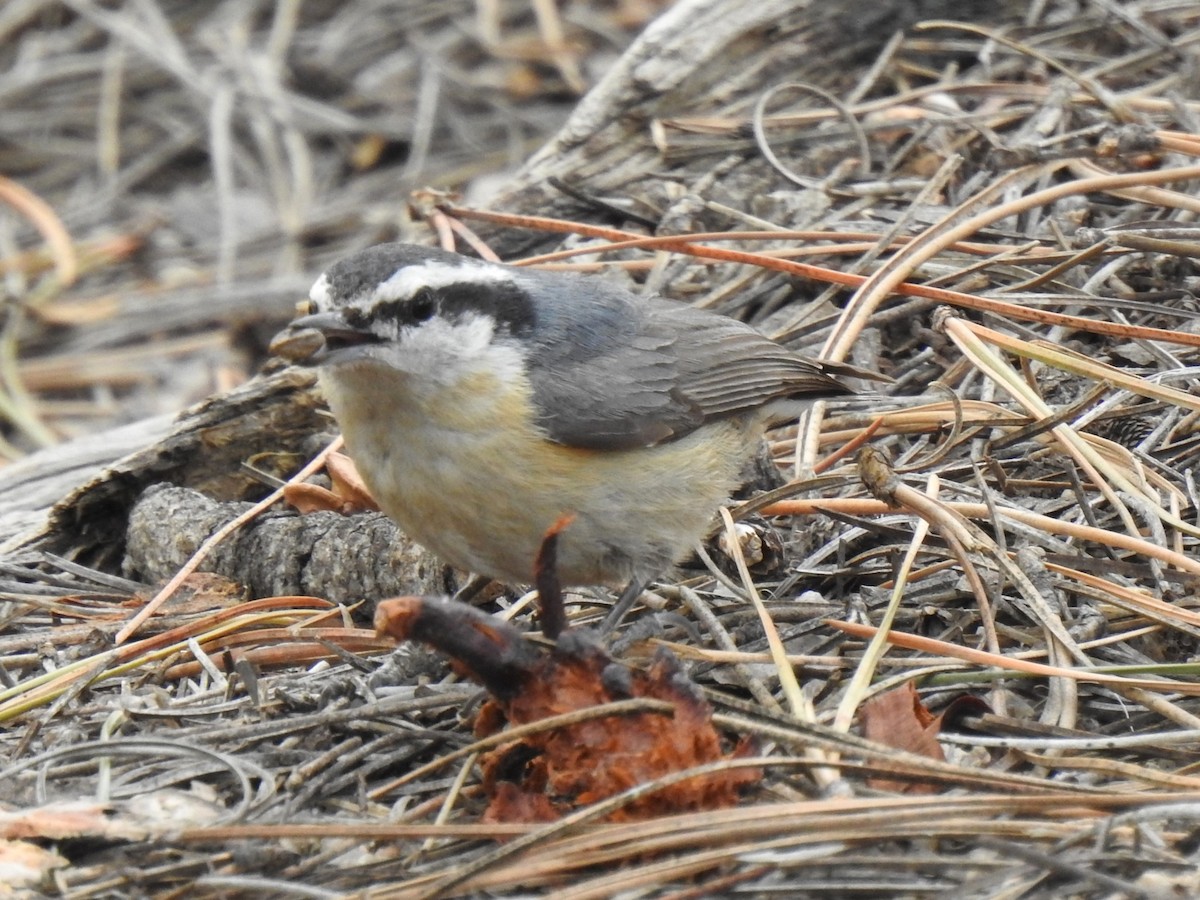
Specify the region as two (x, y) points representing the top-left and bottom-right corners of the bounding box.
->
(410, 288), (437, 322)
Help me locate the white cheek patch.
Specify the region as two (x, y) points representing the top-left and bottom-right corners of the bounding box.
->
(309, 272), (332, 309)
(404, 313), (495, 364)
(374, 260), (517, 303)
(388, 313), (526, 387)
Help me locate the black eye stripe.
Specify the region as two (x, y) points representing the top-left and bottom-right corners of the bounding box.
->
(343, 306), (372, 329)
(348, 280), (537, 335)
(368, 292), (438, 326)
(410, 288), (437, 321)
(437, 282), (535, 335)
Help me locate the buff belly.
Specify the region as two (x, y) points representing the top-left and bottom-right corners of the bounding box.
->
(320, 365), (760, 587)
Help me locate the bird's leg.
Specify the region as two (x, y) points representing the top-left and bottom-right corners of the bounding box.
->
(599, 578), (647, 634)
(451, 573), (495, 605)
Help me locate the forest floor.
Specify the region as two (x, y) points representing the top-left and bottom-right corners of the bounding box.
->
(3, 1), (1200, 897)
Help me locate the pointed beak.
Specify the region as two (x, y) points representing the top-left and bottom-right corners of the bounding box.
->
(269, 312), (376, 364)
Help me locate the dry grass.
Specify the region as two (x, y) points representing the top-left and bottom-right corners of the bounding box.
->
(4, 0), (1200, 897)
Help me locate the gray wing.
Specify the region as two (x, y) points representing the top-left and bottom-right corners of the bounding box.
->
(525, 284), (854, 451)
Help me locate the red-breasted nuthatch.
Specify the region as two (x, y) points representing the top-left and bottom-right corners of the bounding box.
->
(271, 243), (868, 621)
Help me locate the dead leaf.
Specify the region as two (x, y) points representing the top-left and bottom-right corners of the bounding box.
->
(282, 481), (345, 514)
(375, 599), (760, 823)
(374, 521), (761, 824)
(284, 451), (380, 514)
(860, 681), (945, 794)
(326, 452), (380, 511)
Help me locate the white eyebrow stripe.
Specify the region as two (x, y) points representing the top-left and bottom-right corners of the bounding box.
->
(374, 260), (517, 302)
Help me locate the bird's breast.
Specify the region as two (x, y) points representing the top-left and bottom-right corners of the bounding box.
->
(318, 359), (759, 586)
(319, 359), (573, 578)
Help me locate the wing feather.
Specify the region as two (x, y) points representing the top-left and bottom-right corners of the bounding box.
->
(523, 275), (855, 450)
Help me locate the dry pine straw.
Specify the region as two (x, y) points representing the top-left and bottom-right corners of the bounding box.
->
(5, 1), (1200, 897)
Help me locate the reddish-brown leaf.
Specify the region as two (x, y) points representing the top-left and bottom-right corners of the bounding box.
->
(860, 681), (945, 794)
